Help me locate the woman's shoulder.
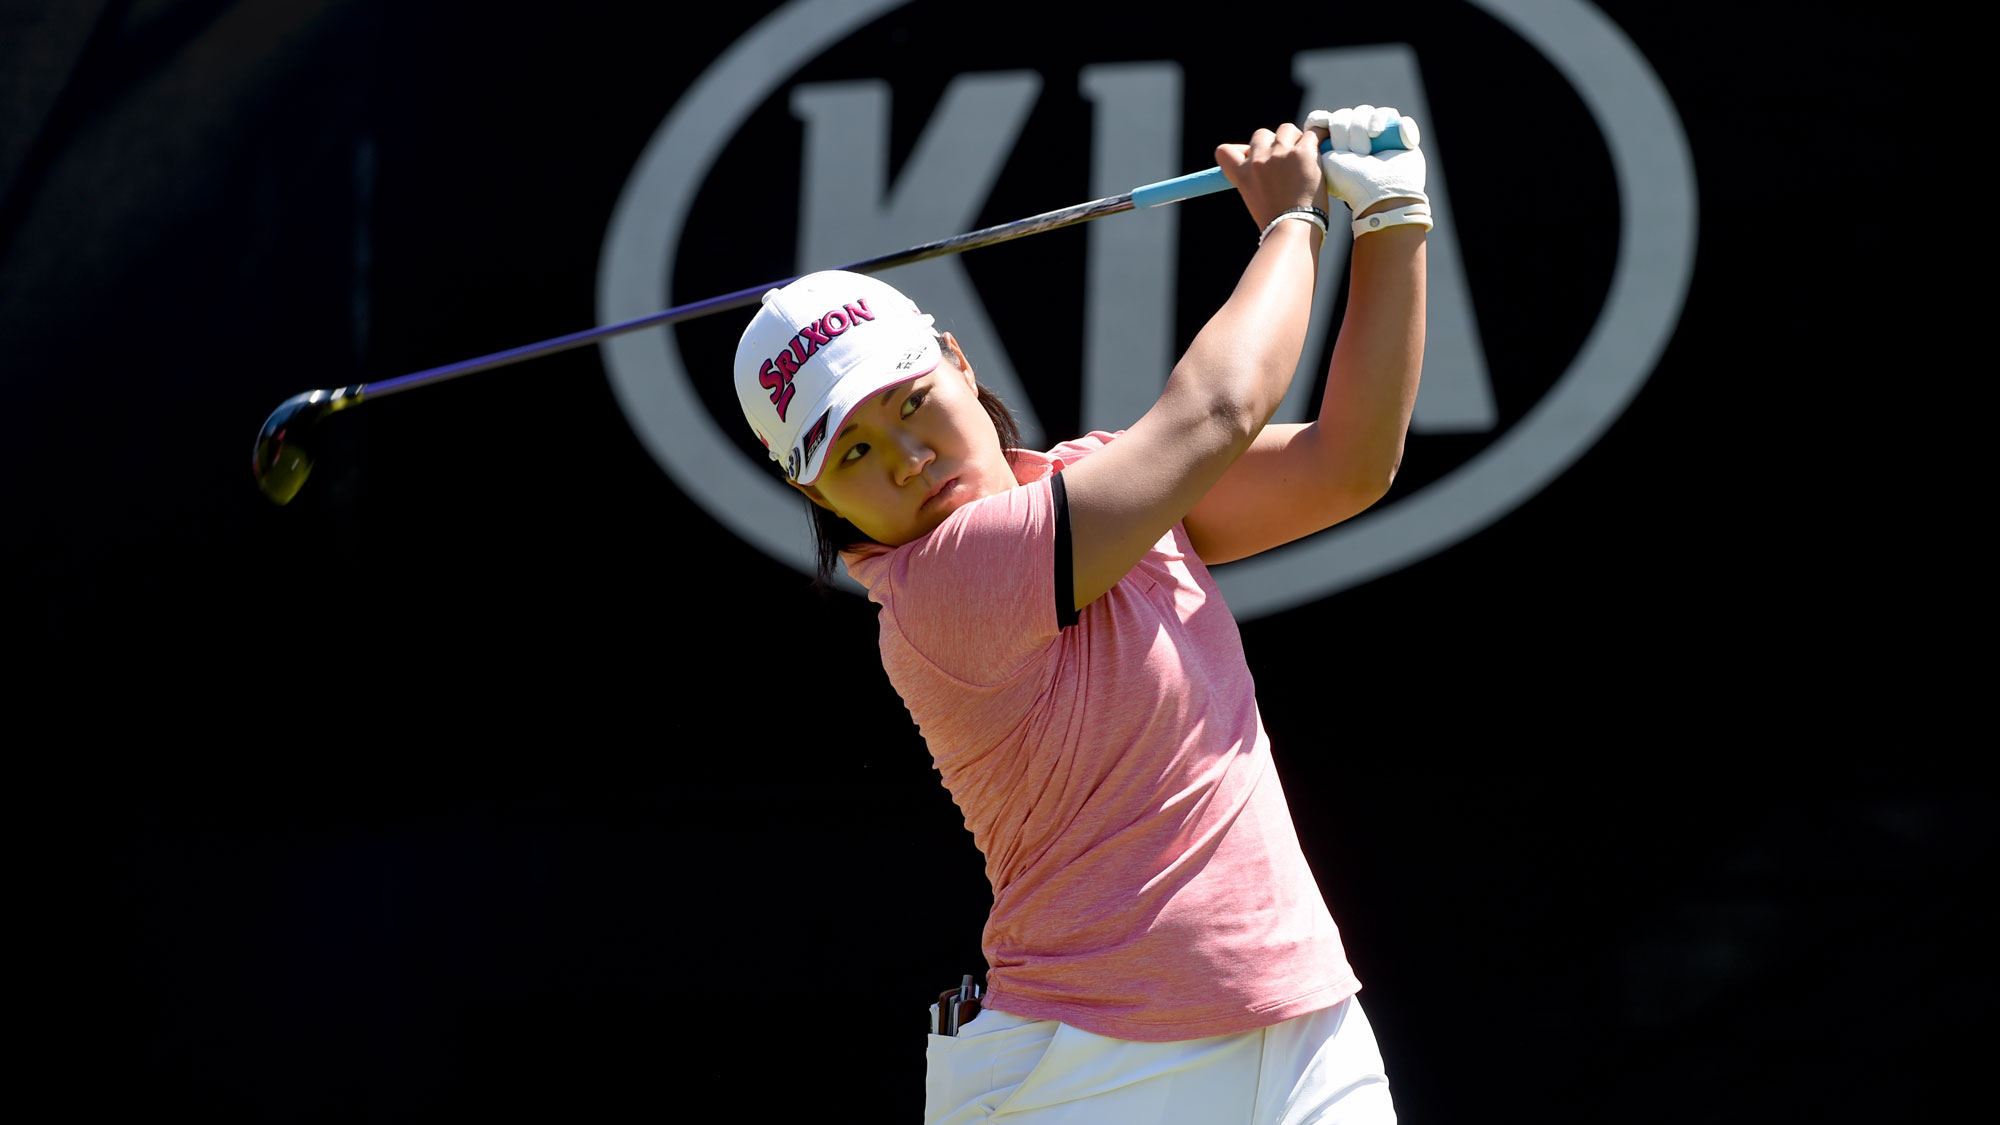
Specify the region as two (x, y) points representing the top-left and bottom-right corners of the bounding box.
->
(1047, 430), (1123, 465)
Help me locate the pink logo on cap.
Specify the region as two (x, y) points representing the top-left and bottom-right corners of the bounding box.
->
(754, 298), (876, 422)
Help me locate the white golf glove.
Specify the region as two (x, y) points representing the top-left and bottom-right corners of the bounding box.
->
(1304, 106), (1432, 238)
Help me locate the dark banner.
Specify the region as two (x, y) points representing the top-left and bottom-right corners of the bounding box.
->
(4, 1), (1977, 1119)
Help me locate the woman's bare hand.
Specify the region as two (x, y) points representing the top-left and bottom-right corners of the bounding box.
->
(1215, 121), (1329, 231)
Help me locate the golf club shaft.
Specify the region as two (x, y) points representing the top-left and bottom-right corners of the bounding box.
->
(327, 125), (1405, 403)
(359, 191), (1138, 402)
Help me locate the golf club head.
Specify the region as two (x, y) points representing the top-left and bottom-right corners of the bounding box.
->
(253, 388), (360, 505)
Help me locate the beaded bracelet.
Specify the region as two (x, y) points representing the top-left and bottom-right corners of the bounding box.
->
(1258, 206), (1330, 246)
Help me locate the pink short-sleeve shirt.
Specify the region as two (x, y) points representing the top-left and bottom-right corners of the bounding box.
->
(844, 432), (1359, 1042)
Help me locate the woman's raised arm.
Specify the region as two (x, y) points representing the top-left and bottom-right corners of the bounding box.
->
(1057, 119), (1329, 612)
(1182, 106), (1430, 564)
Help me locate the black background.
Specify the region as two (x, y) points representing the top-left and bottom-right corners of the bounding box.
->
(4, 1), (1980, 1121)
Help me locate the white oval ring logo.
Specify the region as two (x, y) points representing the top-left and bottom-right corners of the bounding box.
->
(596, 0), (1696, 617)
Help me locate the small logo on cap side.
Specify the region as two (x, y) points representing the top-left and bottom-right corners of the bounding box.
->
(797, 408), (832, 477)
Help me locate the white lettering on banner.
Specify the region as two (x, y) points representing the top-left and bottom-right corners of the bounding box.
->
(1078, 62), (1181, 436)
(792, 73), (1046, 447)
(596, 0), (1696, 615)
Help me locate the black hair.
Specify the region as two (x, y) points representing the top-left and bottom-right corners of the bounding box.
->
(804, 350), (1023, 590)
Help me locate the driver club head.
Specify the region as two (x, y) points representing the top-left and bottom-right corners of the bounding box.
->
(252, 389), (356, 505)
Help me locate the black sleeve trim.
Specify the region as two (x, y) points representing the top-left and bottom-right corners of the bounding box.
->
(1051, 471), (1079, 629)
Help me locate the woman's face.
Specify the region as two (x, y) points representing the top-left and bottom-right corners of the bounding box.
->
(799, 334), (1017, 547)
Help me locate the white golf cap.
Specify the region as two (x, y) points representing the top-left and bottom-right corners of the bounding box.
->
(734, 270), (942, 485)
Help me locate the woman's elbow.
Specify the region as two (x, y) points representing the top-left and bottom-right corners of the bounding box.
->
(1328, 461), (1397, 519)
(1158, 378), (1265, 453)
(1164, 352), (1283, 445)
(1370, 457), (1400, 502)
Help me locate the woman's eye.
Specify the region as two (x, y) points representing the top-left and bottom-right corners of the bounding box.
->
(902, 389), (927, 417)
(841, 443), (869, 463)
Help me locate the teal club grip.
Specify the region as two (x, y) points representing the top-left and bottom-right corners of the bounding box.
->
(1129, 120), (1407, 210)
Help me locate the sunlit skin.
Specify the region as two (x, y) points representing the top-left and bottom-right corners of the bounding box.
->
(792, 332), (1019, 547)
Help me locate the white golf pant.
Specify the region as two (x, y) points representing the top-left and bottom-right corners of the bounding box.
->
(924, 995), (1395, 1124)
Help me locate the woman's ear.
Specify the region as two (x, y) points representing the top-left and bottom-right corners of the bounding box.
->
(940, 332), (976, 386)
(788, 478), (839, 514)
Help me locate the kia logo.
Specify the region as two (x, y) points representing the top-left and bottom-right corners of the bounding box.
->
(597, 0), (1695, 617)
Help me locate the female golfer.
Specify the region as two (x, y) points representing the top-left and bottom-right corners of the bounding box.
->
(734, 106), (1429, 1124)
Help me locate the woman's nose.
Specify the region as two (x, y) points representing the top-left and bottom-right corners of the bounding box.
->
(892, 433), (935, 484)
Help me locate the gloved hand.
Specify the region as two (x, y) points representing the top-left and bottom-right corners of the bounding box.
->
(1304, 106), (1429, 227)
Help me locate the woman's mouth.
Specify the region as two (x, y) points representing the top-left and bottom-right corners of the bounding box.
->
(920, 475), (962, 513)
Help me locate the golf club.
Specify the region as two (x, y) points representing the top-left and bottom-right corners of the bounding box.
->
(252, 126), (1406, 504)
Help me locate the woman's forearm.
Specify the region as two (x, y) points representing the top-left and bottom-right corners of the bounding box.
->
(1316, 222), (1426, 498)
